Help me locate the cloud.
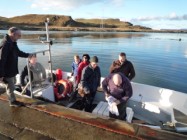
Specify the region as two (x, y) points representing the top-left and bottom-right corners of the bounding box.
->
(30, 0), (101, 11)
(111, 0), (124, 7)
(130, 13), (187, 22)
(182, 14), (187, 20)
(29, 0), (125, 11)
(130, 20), (187, 30)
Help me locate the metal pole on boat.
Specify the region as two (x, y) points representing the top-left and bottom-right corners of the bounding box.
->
(45, 18), (49, 42)
(27, 58), (33, 98)
(45, 18), (54, 85)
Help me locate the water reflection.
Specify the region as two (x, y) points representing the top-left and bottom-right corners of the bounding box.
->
(21, 32), (147, 40)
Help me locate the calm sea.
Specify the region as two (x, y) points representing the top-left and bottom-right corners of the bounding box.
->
(0, 30), (187, 93)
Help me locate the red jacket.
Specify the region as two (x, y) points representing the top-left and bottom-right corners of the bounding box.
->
(76, 61), (89, 84)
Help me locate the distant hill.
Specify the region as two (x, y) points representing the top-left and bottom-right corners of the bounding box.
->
(0, 16), (7, 20)
(0, 14), (152, 31)
(0, 14), (78, 27)
(75, 18), (133, 28)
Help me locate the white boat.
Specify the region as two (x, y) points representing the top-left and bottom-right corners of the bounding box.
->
(14, 70), (187, 133)
(12, 19), (187, 136)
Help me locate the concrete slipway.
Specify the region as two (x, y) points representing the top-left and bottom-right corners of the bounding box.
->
(0, 92), (187, 140)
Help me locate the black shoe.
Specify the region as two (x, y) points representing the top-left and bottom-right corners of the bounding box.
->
(9, 101), (25, 107)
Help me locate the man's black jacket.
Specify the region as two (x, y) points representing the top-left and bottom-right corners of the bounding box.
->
(0, 34), (29, 78)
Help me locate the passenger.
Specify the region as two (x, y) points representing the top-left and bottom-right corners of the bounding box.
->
(71, 54), (82, 92)
(110, 52), (135, 81)
(68, 55), (81, 101)
(80, 56), (101, 112)
(69, 54), (89, 102)
(20, 54), (46, 94)
(76, 54), (90, 85)
(102, 73), (133, 120)
(0, 27), (31, 107)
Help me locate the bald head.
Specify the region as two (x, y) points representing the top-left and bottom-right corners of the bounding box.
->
(112, 74), (122, 86)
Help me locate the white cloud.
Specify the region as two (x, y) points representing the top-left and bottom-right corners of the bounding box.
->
(111, 0), (124, 7)
(29, 0), (125, 11)
(183, 14), (187, 19)
(169, 12), (178, 19)
(130, 20), (187, 30)
(130, 13), (187, 22)
(30, 0), (101, 11)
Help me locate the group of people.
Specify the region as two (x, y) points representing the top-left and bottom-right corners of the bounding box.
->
(70, 52), (135, 120)
(70, 54), (101, 112)
(0, 26), (135, 121)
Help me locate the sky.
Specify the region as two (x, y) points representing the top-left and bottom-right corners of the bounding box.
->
(0, 0), (187, 30)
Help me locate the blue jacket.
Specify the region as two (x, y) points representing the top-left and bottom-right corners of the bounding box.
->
(71, 60), (81, 77)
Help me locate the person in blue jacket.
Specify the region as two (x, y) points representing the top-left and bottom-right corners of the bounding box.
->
(71, 54), (81, 91)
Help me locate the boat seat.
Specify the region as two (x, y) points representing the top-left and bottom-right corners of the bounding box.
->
(92, 101), (109, 117)
(173, 108), (187, 125)
(33, 84), (55, 102)
(92, 101), (134, 123)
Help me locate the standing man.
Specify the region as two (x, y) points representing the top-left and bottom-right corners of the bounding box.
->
(80, 56), (101, 112)
(0, 27), (30, 107)
(110, 52), (135, 81)
(102, 73), (133, 120)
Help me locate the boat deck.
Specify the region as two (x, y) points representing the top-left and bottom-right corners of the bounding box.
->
(0, 92), (187, 140)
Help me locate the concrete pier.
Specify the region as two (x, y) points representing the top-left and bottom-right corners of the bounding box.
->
(0, 93), (187, 140)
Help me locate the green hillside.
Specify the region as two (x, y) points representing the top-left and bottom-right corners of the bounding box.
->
(0, 14), (152, 31)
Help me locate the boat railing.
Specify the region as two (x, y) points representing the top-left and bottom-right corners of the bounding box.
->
(24, 18), (54, 98)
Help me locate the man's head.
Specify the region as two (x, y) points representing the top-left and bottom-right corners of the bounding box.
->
(29, 54), (37, 65)
(90, 56), (99, 69)
(112, 73), (122, 87)
(8, 27), (21, 42)
(74, 55), (80, 64)
(118, 52), (126, 64)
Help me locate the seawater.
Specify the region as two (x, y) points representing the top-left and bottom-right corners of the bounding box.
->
(0, 31), (187, 93)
